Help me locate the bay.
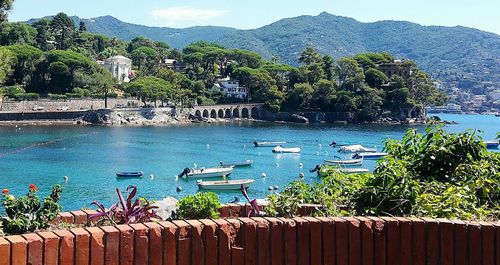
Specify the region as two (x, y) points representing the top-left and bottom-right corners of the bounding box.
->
(0, 114), (498, 211)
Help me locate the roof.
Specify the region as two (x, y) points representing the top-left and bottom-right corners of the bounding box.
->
(105, 55), (132, 63)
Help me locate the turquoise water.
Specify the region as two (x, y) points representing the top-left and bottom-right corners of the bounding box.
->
(0, 114), (498, 211)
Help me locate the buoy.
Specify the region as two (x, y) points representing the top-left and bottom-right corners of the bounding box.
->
(316, 151), (320, 155)
(275, 163), (279, 167)
(193, 163), (197, 169)
(176, 186), (182, 192)
(299, 163), (303, 168)
(261, 173), (267, 178)
(150, 174), (154, 179)
(206, 144), (210, 149)
(318, 144), (322, 147)
(174, 175), (179, 181)
(268, 186), (274, 191)
(64, 176), (69, 182)
(299, 173), (305, 178)
(274, 186), (279, 190)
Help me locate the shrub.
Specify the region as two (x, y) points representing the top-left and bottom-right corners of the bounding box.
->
(12, 92), (39, 101)
(48, 93), (68, 100)
(1, 184), (62, 235)
(2, 85), (25, 98)
(176, 192), (221, 219)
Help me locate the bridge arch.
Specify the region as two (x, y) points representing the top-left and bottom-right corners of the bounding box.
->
(218, 109), (224, 118)
(251, 107), (259, 119)
(242, 108), (249, 118)
(210, 109), (217, 118)
(202, 109), (209, 118)
(195, 110), (201, 117)
(232, 108), (240, 118)
(225, 109), (231, 118)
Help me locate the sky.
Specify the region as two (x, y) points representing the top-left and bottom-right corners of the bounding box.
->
(8, 0), (500, 34)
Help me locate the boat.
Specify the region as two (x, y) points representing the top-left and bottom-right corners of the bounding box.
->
(197, 179), (255, 190)
(353, 152), (388, 160)
(220, 160), (253, 167)
(485, 140), (499, 149)
(324, 158), (363, 167)
(115, 171), (144, 178)
(310, 165), (369, 177)
(178, 167), (233, 179)
(337, 168), (370, 174)
(338, 145), (377, 153)
(272, 146), (301, 153)
(254, 141), (286, 147)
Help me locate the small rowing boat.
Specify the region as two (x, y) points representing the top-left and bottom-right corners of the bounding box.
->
(324, 158), (363, 167)
(254, 141), (286, 147)
(353, 152), (388, 160)
(272, 146), (301, 153)
(338, 145), (377, 153)
(197, 179), (255, 190)
(220, 160), (253, 167)
(485, 140), (499, 149)
(116, 171), (144, 178)
(178, 167), (233, 179)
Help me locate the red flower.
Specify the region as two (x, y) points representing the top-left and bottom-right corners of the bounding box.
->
(2, 189), (8, 194)
(29, 184), (38, 192)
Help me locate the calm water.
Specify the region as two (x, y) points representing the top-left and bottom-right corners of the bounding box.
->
(0, 114), (498, 211)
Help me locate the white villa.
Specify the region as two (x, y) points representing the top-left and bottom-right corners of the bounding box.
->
(97, 55), (132, 84)
(213, 77), (249, 99)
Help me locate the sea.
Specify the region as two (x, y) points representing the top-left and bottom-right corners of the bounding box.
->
(0, 114), (498, 211)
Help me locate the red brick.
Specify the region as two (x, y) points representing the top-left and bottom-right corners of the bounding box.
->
(214, 219), (234, 265)
(37, 231), (59, 265)
(279, 218), (297, 265)
(82, 209), (99, 223)
(232, 247), (245, 265)
(238, 218), (257, 265)
(85, 227), (105, 265)
(144, 222), (163, 265)
(293, 217), (310, 265)
(101, 226), (120, 265)
(303, 217), (323, 265)
(54, 229), (75, 265)
(468, 222), (482, 265)
(492, 222), (500, 265)
(71, 210), (88, 224)
(342, 217), (361, 265)
(368, 217), (386, 265)
(317, 217), (335, 265)
(186, 220), (205, 265)
(421, 218), (439, 265)
(226, 218), (244, 247)
(437, 219), (454, 265)
(158, 221), (177, 265)
(71, 228), (90, 265)
(451, 220), (467, 265)
(219, 205), (231, 218)
(381, 217), (400, 265)
(59, 211), (75, 223)
(252, 217), (271, 265)
(265, 217), (284, 265)
(393, 217), (412, 265)
(479, 222), (494, 265)
(23, 233), (43, 265)
(173, 220), (192, 265)
(0, 237), (10, 265)
(130, 223), (149, 265)
(332, 217), (349, 265)
(408, 218), (426, 265)
(116, 224), (134, 265)
(199, 219), (219, 265)
(6, 235), (27, 265)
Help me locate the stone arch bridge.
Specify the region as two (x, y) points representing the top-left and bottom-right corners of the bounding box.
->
(191, 103), (265, 120)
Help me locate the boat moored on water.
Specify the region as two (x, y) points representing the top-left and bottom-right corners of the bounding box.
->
(115, 171), (144, 178)
(485, 140), (499, 149)
(310, 164), (370, 177)
(337, 168), (370, 174)
(197, 179), (255, 190)
(220, 160), (253, 167)
(272, 146), (301, 153)
(178, 167), (234, 179)
(338, 145), (377, 153)
(353, 152), (388, 160)
(254, 141), (287, 147)
(324, 158), (363, 167)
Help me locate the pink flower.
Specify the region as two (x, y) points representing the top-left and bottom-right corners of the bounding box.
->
(2, 189), (8, 194)
(29, 184), (38, 192)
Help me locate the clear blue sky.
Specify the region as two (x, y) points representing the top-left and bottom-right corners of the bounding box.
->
(8, 0), (500, 34)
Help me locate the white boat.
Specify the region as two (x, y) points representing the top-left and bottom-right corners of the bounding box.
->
(178, 167), (233, 179)
(324, 158), (363, 167)
(220, 160), (253, 167)
(254, 141), (286, 147)
(336, 168), (370, 174)
(272, 146), (301, 153)
(353, 152), (388, 160)
(197, 179), (255, 190)
(485, 140), (499, 149)
(338, 145), (377, 153)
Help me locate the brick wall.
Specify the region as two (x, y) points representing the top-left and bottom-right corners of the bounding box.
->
(1, 216), (499, 265)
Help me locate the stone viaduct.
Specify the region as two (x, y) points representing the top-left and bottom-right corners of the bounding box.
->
(191, 103), (265, 119)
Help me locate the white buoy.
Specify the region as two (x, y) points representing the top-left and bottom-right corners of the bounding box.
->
(318, 144), (322, 147)
(299, 173), (305, 178)
(261, 173), (267, 178)
(274, 186), (279, 190)
(176, 186), (182, 192)
(150, 174), (154, 179)
(64, 176), (69, 182)
(193, 163), (197, 169)
(275, 163), (279, 167)
(268, 186), (274, 191)
(175, 175), (179, 181)
(299, 163), (303, 168)
(316, 151), (320, 155)
(206, 144), (210, 149)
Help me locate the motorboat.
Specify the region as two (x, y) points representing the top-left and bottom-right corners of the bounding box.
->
(485, 140), (499, 149)
(310, 165), (369, 177)
(115, 171), (144, 178)
(337, 168), (370, 174)
(197, 179), (255, 190)
(254, 141), (286, 147)
(324, 158), (363, 167)
(220, 160), (253, 167)
(272, 146), (301, 153)
(338, 145), (377, 153)
(178, 167), (233, 179)
(353, 152), (388, 160)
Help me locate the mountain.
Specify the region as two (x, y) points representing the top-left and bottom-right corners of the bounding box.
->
(29, 13), (500, 89)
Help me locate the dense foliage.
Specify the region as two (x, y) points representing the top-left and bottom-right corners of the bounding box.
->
(176, 192), (221, 220)
(1, 184), (62, 235)
(268, 127), (500, 220)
